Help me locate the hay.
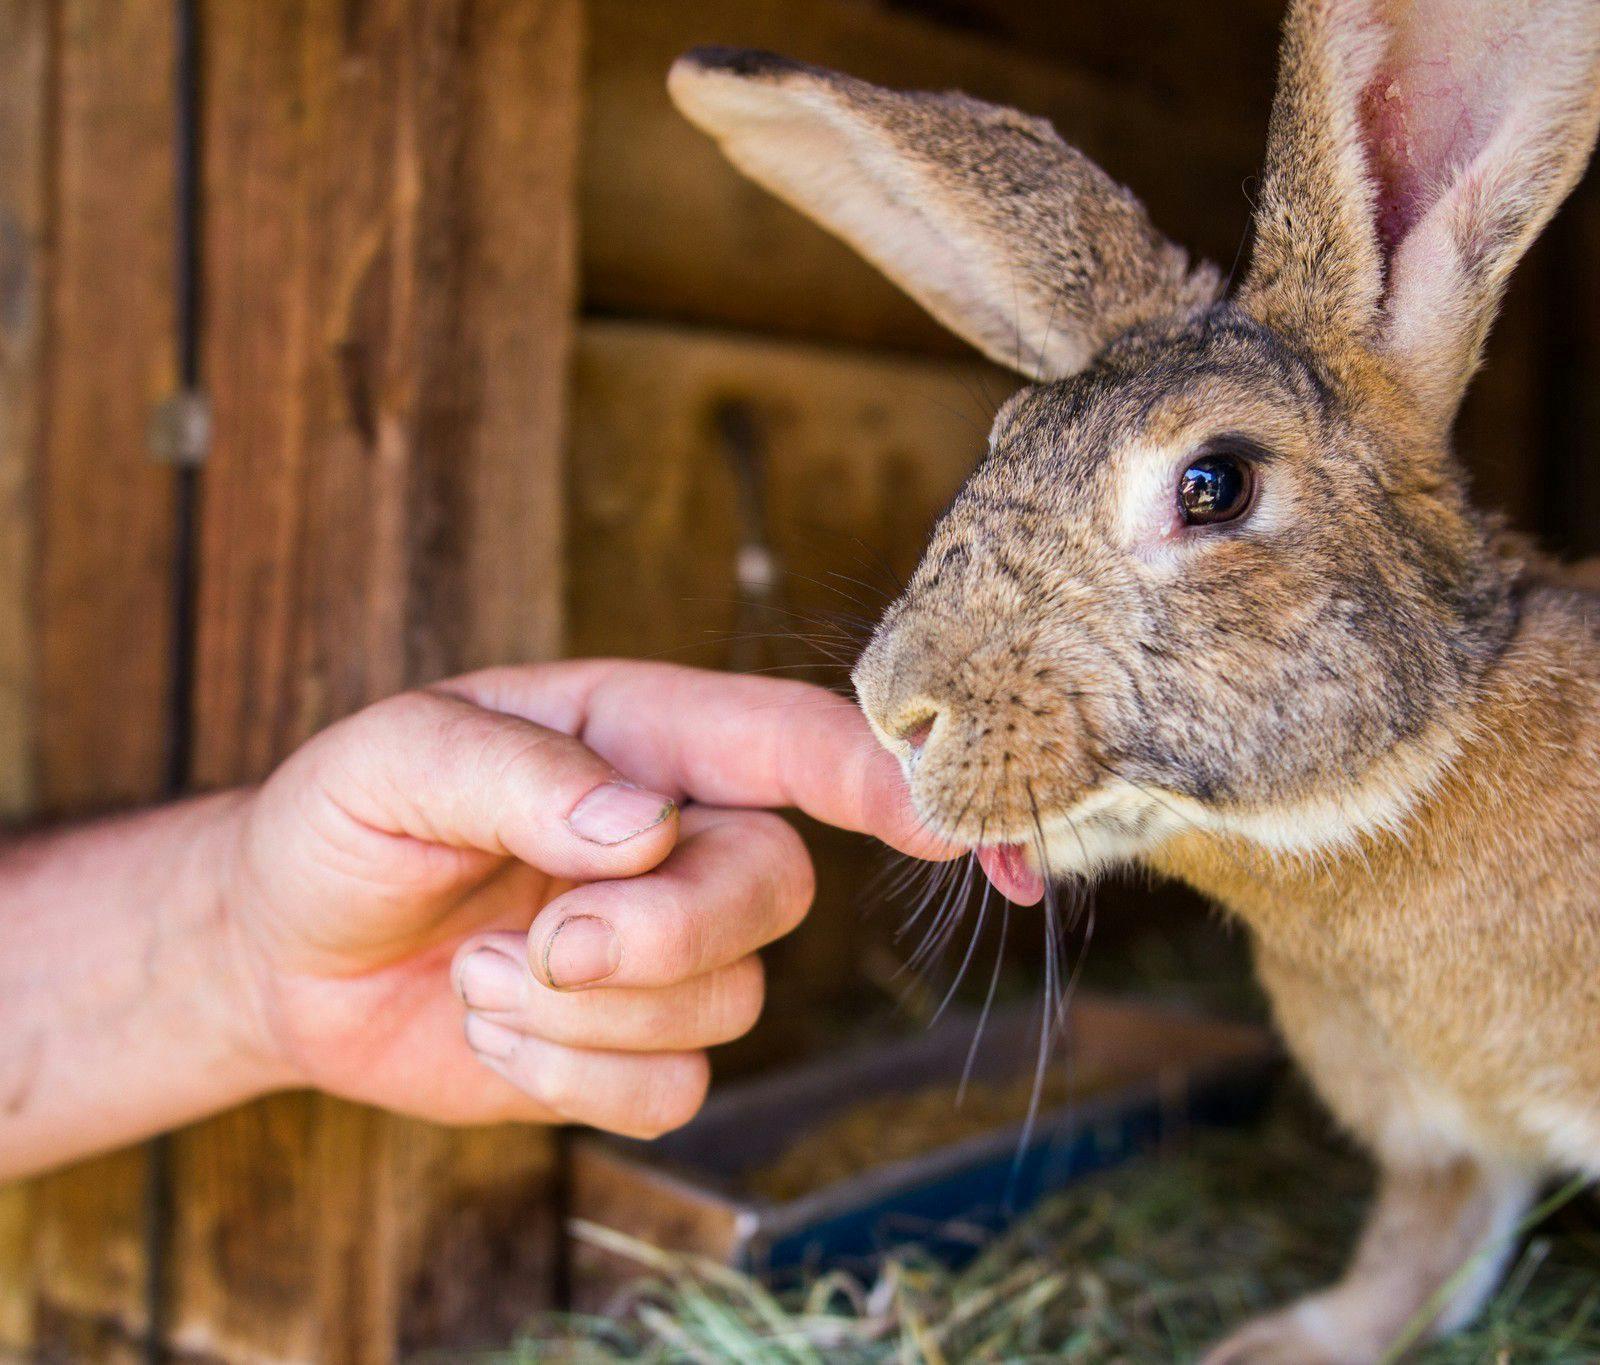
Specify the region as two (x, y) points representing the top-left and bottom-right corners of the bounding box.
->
(475, 1098), (1600, 1364)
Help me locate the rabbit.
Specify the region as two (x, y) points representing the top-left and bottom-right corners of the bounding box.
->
(669, 1), (1600, 1361)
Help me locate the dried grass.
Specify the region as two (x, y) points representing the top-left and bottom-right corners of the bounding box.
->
(463, 1098), (1599, 1363)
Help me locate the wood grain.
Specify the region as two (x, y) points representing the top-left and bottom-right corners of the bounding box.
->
(0, 0), (1572, 1357)
(167, 1), (581, 1359)
(2, 0), (182, 1354)
(582, 0), (1263, 355)
(0, 0), (46, 828)
(0, 5), (48, 1341)
(37, 0), (178, 818)
(569, 319), (1003, 661)
(568, 319), (1008, 1069)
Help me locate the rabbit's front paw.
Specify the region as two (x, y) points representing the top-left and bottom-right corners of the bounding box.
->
(1201, 1306), (1368, 1365)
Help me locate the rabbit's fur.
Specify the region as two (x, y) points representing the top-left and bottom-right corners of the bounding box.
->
(671, 1), (1600, 1360)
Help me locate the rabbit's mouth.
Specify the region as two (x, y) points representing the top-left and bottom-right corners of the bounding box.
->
(976, 843), (1045, 905)
(961, 778), (1196, 892)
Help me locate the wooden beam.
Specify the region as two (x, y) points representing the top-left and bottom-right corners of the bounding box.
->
(167, 1), (581, 1359)
(582, 0), (1263, 355)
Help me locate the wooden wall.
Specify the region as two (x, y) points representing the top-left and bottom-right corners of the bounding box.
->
(0, 0), (1594, 1359)
(2, 2), (182, 1357)
(2, 0), (583, 1358)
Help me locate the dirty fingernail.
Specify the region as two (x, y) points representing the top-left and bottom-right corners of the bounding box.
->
(455, 946), (525, 1012)
(543, 915), (621, 989)
(464, 1013), (519, 1061)
(567, 782), (676, 845)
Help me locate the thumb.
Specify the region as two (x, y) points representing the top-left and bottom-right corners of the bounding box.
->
(302, 688), (681, 881)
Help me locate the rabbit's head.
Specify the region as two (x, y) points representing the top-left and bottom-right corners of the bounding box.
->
(670, 1), (1600, 898)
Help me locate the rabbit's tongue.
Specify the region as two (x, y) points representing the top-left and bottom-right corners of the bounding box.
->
(976, 843), (1045, 906)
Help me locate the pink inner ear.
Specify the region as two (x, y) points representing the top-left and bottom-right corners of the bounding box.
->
(1355, 0), (1528, 259)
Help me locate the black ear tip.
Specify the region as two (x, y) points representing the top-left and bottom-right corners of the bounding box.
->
(677, 45), (809, 80)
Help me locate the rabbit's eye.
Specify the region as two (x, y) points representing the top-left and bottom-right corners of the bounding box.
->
(1178, 452), (1254, 526)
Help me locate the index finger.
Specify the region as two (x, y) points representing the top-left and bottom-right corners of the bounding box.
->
(437, 661), (958, 860)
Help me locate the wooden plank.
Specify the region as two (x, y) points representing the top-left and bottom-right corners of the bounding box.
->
(0, 3), (48, 1343)
(38, 0), (179, 818)
(568, 318), (1008, 1070)
(582, 0), (1263, 354)
(0, 1180), (32, 1355)
(568, 318), (1001, 663)
(0, 0), (46, 827)
(3, 0), (182, 1355)
(168, 1), (580, 1359)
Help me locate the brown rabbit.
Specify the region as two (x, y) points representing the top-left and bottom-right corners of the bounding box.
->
(671, 2), (1600, 1361)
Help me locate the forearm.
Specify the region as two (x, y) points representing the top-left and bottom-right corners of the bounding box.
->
(0, 791), (291, 1180)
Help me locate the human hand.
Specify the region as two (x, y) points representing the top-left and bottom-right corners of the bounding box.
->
(217, 661), (944, 1137)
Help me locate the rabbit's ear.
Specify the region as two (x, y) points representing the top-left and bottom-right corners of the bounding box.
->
(668, 48), (1220, 381)
(1244, 0), (1600, 422)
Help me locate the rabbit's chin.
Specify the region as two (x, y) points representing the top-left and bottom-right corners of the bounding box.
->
(1040, 783), (1195, 880)
(977, 720), (1467, 890)
(965, 781), (1195, 891)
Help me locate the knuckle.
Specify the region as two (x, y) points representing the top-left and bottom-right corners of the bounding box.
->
(681, 962), (762, 1046)
(752, 817), (814, 933)
(414, 694), (557, 793)
(633, 1054), (710, 1137)
(366, 687), (451, 742)
(324, 694), (425, 784)
(716, 810), (814, 935)
(738, 807), (799, 856)
(470, 721), (594, 851)
(777, 842), (817, 931)
(653, 888), (709, 981)
(523, 1042), (585, 1117)
(719, 958), (766, 1041)
(474, 718), (558, 790)
(501, 988), (568, 1044)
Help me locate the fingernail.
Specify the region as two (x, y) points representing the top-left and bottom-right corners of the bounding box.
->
(455, 947), (525, 1011)
(567, 782), (676, 845)
(464, 1013), (518, 1061)
(543, 915), (621, 989)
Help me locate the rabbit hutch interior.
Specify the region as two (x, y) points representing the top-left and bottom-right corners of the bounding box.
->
(3, 0), (1600, 1361)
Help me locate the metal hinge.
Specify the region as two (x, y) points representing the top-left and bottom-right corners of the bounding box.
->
(147, 387), (212, 467)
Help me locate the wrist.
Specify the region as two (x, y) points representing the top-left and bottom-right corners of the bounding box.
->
(0, 789), (300, 1178)
(183, 787), (305, 1100)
